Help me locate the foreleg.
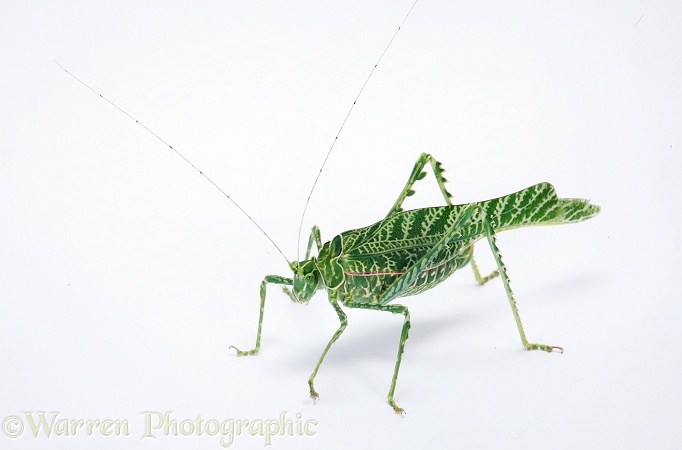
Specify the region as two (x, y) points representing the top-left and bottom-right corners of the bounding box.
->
(229, 275), (293, 356)
(308, 294), (347, 401)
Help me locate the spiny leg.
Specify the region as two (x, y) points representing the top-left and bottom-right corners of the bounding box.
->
(479, 206), (563, 353)
(386, 152), (455, 217)
(470, 254), (500, 285)
(229, 275), (293, 356)
(308, 294), (347, 401)
(345, 301), (411, 414)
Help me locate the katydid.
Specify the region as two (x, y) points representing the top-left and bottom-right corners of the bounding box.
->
(57, 1), (600, 414)
(229, 153), (600, 413)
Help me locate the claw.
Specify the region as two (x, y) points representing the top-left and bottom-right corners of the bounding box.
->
(525, 343), (564, 353)
(229, 345), (256, 356)
(228, 345), (243, 356)
(389, 399), (406, 414)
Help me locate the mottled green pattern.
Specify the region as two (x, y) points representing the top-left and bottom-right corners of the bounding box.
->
(334, 182), (599, 304)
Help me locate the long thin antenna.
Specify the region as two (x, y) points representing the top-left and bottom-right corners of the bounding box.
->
(295, 0), (419, 261)
(54, 60), (291, 266)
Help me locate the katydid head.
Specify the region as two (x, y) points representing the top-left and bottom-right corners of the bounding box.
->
(289, 259), (322, 304)
(290, 234), (344, 303)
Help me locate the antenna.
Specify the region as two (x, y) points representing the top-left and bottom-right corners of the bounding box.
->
(57, 1), (419, 267)
(295, 0), (419, 261)
(54, 61), (291, 266)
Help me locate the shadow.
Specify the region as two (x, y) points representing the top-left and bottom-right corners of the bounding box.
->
(524, 271), (604, 301)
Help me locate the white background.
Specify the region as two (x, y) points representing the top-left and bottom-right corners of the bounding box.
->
(1, 1), (681, 448)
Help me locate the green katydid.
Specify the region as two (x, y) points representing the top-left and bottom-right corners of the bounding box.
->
(229, 153), (599, 413)
(56, 1), (600, 414)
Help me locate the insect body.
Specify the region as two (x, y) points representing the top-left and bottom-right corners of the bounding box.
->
(230, 152), (600, 413)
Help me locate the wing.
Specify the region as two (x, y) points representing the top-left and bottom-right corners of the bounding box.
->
(338, 182), (599, 277)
